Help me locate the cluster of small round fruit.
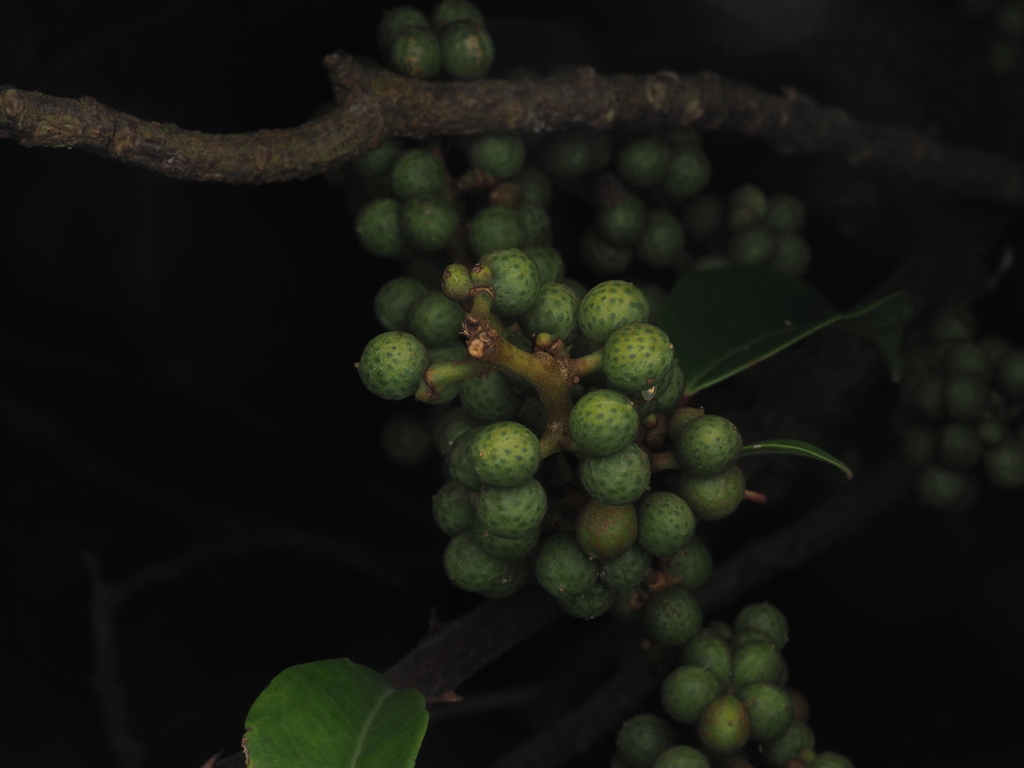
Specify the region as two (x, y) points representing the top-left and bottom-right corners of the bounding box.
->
(894, 306), (1024, 510)
(611, 603), (854, 768)
(378, 1), (493, 81)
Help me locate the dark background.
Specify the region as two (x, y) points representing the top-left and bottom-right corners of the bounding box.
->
(1, 1), (1023, 766)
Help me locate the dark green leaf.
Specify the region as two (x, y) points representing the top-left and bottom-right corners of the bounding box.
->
(243, 658), (428, 768)
(741, 438), (853, 479)
(659, 265), (911, 393)
(830, 291), (915, 383)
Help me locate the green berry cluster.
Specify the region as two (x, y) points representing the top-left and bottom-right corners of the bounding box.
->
(893, 306), (1024, 510)
(608, 604), (853, 768)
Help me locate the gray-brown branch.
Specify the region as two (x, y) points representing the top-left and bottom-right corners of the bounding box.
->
(0, 53), (1022, 205)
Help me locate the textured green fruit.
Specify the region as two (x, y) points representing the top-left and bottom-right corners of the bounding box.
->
(580, 443), (651, 505)
(406, 290), (464, 348)
(662, 145), (711, 200)
(661, 665), (723, 724)
(518, 282), (581, 344)
(523, 245), (564, 284)
(478, 247), (541, 317)
(682, 629), (732, 687)
(595, 190), (649, 245)
(468, 206), (525, 258)
(534, 531), (598, 597)
(430, 0), (485, 31)
(557, 581), (615, 619)
(432, 407), (481, 456)
(400, 194), (458, 251)
(641, 585), (702, 646)
(432, 481), (476, 537)
(765, 193), (806, 233)
(664, 536), (713, 590)
(439, 20), (494, 79)
(737, 683), (793, 743)
(350, 137), (404, 180)
(603, 323), (675, 392)
(477, 557), (530, 599)
(474, 479), (546, 538)
(578, 280), (649, 344)
(460, 368), (525, 422)
(675, 415), (743, 476)
(471, 421), (541, 487)
(575, 498), (638, 561)
(377, 6), (430, 54)
(445, 426), (484, 490)
(443, 530), (509, 593)
(569, 389), (640, 456)
(388, 26), (442, 79)
(473, 523), (540, 559)
(467, 135), (526, 179)
(636, 210), (686, 269)
(772, 232), (811, 278)
(380, 412), (433, 466)
(760, 719), (814, 766)
(728, 224), (778, 266)
(357, 331), (429, 400)
(730, 640), (785, 689)
(518, 201), (553, 245)
(615, 137), (671, 189)
(355, 197), (407, 258)
(734, 602), (789, 650)
(677, 465), (746, 520)
(374, 276), (428, 332)
(697, 695), (750, 754)
(637, 491), (696, 557)
(391, 148), (448, 200)
(598, 543), (652, 589)
(652, 745), (710, 768)
(615, 713), (676, 768)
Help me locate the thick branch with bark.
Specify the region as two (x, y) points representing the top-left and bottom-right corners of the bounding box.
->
(2, 53), (1023, 206)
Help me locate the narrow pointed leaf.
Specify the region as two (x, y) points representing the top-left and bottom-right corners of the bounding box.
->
(741, 438), (853, 479)
(658, 265), (911, 394)
(243, 658), (428, 768)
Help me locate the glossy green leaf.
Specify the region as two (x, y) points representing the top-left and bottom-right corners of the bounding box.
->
(829, 290), (915, 383)
(741, 438), (853, 479)
(658, 265), (911, 394)
(243, 658), (428, 768)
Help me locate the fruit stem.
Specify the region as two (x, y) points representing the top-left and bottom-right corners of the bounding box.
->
(649, 451), (680, 473)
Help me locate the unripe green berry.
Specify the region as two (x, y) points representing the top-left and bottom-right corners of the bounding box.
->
(772, 232), (811, 278)
(728, 224), (778, 266)
(615, 137), (671, 189)
(575, 498), (638, 561)
(511, 167), (554, 208)
(677, 465), (746, 521)
(603, 323), (675, 393)
(635, 211), (686, 269)
(357, 331), (429, 400)
(540, 130), (596, 180)
(808, 752), (855, 768)
(534, 531), (598, 597)
(599, 543), (653, 589)
(697, 695), (750, 754)
(652, 745), (710, 768)
(730, 640), (785, 689)
(377, 7), (429, 54)
(468, 206), (526, 259)
(473, 523), (541, 559)
(760, 719), (814, 767)
(661, 665), (723, 724)
(406, 290), (464, 348)
(736, 683), (793, 743)
(637, 491), (696, 557)
(524, 246), (564, 284)
(675, 415), (743, 476)
(641, 585), (702, 646)
(557, 581), (615, 619)
(518, 282), (581, 344)
(595, 190), (649, 246)
(477, 557), (530, 599)
(473, 479), (545, 540)
(355, 197), (408, 258)
(580, 443), (652, 505)
(400, 194), (458, 252)
(615, 713), (677, 768)
(430, 0), (484, 31)
(569, 389), (640, 456)
(681, 629), (732, 687)
(443, 529), (510, 593)
(374, 276), (428, 331)
(765, 193), (806, 232)
(471, 421), (541, 487)
(351, 137), (404, 180)
(944, 373), (990, 423)
(440, 262), (474, 301)
(439, 20), (494, 79)
(663, 536), (713, 590)
(391, 148), (448, 200)
(518, 201), (553, 245)
(388, 26), (442, 79)
(478, 247), (541, 317)
(432, 407), (481, 456)
(432, 481), (476, 536)
(668, 407), (705, 443)
(467, 135), (526, 180)
(578, 280), (650, 344)
(662, 146), (711, 200)
(446, 426), (484, 490)
(734, 602), (789, 650)
(460, 368), (525, 422)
